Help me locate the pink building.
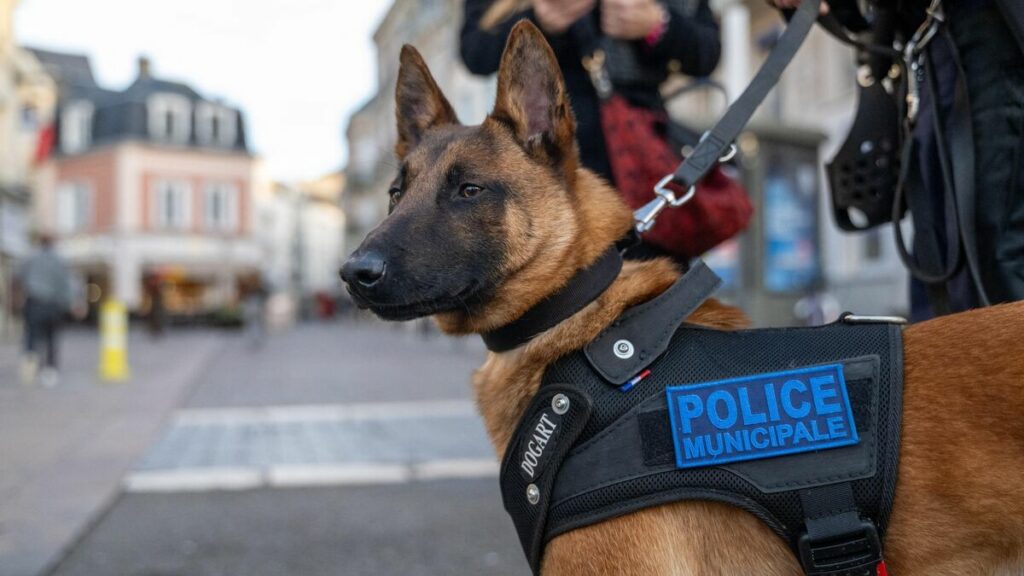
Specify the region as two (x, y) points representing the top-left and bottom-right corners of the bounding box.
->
(33, 52), (261, 317)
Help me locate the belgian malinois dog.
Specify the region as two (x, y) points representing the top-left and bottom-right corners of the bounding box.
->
(341, 21), (1024, 576)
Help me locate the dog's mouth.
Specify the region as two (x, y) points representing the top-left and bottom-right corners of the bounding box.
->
(347, 281), (489, 321)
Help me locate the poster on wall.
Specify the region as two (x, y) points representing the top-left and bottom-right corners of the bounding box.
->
(763, 157), (820, 293)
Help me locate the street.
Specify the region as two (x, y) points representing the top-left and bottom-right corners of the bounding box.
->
(0, 322), (529, 576)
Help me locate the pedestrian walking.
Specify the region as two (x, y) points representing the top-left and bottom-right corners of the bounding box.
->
(242, 274), (269, 349)
(15, 234), (73, 387)
(144, 272), (165, 338)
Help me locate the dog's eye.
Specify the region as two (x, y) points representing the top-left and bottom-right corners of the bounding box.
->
(457, 184), (483, 199)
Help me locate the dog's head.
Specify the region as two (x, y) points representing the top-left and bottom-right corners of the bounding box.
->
(341, 21), (631, 333)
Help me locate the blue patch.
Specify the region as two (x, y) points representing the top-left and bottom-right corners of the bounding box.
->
(665, 364), (859, 469)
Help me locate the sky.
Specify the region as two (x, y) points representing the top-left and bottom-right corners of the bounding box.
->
(15, 0), (393, 183)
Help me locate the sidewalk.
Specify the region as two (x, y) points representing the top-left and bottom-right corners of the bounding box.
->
(0, 327), (228, 576)
(39, 322), (527, 576)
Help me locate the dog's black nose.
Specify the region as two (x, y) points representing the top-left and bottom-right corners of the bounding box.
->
(341, 252), (387, 288)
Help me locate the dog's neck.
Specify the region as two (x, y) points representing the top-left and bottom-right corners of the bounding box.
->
(479, 244), (623, 352)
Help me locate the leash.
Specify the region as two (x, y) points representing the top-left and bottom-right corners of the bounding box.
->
(889, 0), (991, 311)
(632, 0), (821, 234)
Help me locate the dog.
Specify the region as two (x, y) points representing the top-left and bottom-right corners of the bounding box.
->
(341, 20), (1024, 576)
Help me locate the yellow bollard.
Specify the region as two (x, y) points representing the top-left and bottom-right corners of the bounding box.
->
(98, 300), (130, 382)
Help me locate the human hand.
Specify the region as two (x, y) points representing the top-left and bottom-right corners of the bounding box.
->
(764, 0), (830, 15)
(533, 0), (596, 35)
(601, 0), (666, 41)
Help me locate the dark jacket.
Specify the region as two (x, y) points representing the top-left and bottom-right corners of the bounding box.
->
(460, 0), (721, 181)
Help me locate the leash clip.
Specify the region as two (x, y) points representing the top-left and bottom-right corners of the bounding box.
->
(634, 136), (737, 234)
(902, 0), (944, 124)
(634, 175), (695, 233)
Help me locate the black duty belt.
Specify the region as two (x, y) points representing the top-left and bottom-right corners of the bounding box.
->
(499, 262), (904, 576)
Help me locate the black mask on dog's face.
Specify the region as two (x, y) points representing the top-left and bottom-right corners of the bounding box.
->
(340, 25), (580, 324)
(341, 125), (511, 321)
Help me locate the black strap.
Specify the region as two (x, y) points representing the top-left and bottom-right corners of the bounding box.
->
(798, 484), (884, 576)
(892, 33), (990, 314)
(670, 0), (820, 190)
(944, 28), (990, 307)
(891, 48), (962, 299)
(481, 246), (623, 352)
(583, 260), (721, 385)
(817, 13), (900, 60)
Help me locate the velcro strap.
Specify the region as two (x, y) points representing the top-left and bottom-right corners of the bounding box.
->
(499, 385), (592, 575)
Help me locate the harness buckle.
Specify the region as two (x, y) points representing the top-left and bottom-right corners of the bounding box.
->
(797, 519), (883, 576)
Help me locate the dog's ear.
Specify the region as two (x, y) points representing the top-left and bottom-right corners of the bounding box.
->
(488, 21), (577, 177)
(395, 45), (458, 159)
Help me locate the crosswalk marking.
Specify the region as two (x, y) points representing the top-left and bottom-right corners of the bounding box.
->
(124, 400), (498, 493)
(173, 399), (477, 425)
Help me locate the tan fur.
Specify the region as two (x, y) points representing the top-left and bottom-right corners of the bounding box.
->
(386, 21), (1024, 575)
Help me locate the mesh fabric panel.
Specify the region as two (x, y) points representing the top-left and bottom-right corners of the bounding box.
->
(540, 321), (902, 548)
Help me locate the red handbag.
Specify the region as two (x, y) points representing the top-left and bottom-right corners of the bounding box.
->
(598, 93), (753, 258)
(571, 16), (753, 259)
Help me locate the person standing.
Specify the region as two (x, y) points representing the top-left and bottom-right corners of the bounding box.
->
(16, 234), (73, 387)
(766, 0), (1024, 319)
(461, 0), (722, 183)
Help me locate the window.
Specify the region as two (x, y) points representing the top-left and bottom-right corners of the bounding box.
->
(56, 182), (92, 233)
(195, 102), (237, 147)
(204, 182), (238, 231)
(61, 101), (94, 154)
(148, 94), (192, 144)
(151, 180), (192, 230)
(21, 105), (38, 130)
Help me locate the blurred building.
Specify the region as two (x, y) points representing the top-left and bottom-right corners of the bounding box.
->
(0, 0), (55, 337)
(342, 0), (909, 322)
(343, 0), (495, 255)
(258, 171), (345, 316)
(32, 52), (262, 318)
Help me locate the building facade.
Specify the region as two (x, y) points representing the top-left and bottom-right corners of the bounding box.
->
(0, 0), (55, 336)
(33, 53), (261, 317)
(259, 171), (345, 311)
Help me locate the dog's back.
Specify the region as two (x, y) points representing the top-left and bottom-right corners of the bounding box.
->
(884, 301), (1024, 574)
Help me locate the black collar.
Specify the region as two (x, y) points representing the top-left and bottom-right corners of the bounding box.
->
(481, 246), (623, 353)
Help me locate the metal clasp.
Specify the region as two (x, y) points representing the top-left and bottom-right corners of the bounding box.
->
(632, 141), (736, 234)
(634, 175), (695, 234)
(841, 313), (908, 325)
(902, 0), (945, 124)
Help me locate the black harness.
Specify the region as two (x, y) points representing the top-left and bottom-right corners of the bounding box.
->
(489, 263), (904, 576)
(481, 2), (906, 572)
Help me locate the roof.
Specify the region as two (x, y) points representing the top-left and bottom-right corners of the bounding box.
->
(34, 49), (249, 155)
(27, 48), (96, 88)
(122, 76), (203, 103)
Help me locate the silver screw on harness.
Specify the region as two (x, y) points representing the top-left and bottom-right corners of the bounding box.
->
(551, 394), (570, 415)
(526, 483), (540, 505)
(613, 339), (635, 360)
